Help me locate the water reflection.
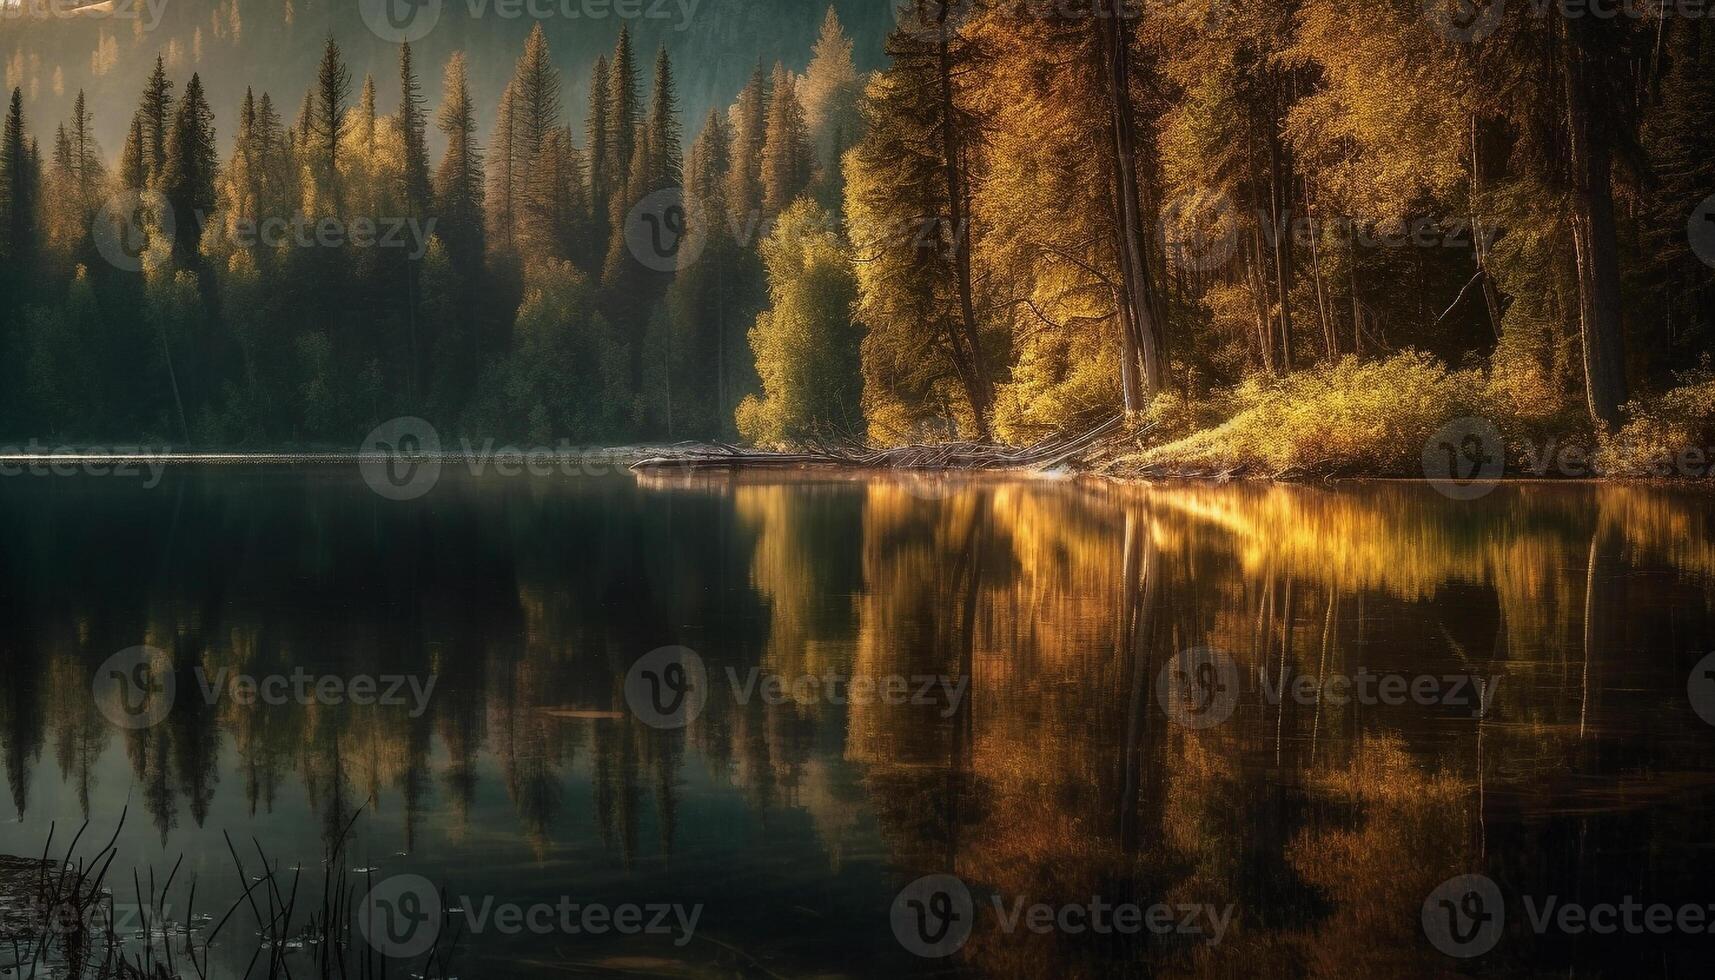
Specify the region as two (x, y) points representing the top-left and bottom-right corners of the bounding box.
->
(2, 471), (1714, 976)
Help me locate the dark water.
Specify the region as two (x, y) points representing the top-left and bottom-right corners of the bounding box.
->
(3, 468), (1715, 978)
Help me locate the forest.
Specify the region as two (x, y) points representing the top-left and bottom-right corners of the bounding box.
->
(1, 0), (1713, 475)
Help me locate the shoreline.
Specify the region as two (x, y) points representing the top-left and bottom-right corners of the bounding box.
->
(2, 450), (1713, 490)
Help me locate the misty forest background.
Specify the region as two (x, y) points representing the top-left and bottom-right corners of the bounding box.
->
(1, 0), (1714, 471)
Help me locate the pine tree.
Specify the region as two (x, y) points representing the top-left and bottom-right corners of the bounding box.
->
(435, 51), (485, 268)
(162, 72), (218, 265)
(607, 26), (640, 209)
(1, 89), (35, 264)
(586, 56), (611, 235)
(139, 56), (174, 181)
(512, 24), (561, 161)
(759, 63), (813, 220)
(800, 6), (862, 210)
(353, 76), (378, 157)
(313, 35), (351, 188)
(725, 61), (769, 232)
(120, 112), (147, 190)
(398, 42), (432, 217)
(67, 91), (103, 206)
(646, 47), (682, 192)
(486, 80), (520, 259)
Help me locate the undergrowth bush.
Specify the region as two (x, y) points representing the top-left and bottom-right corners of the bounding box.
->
(1595, 362), (1715, 476)
(1135, 351), (1486, 475)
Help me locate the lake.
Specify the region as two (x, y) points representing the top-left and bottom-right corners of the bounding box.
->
(2, 468), (1714, 977)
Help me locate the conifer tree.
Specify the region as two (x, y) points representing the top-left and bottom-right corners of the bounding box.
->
(398, 42), (432, 216)
(312, 35), (351, 189)
(586, 56), (611, 237)
(759, 63), (813, 221)
(139, 56), (174, 181)
(725, 61), (769, 232)
(162, 72), (217, 265)
(645, 47), (682, 193)
(434, 51), (485, 268)
(606, 26), (640, 209)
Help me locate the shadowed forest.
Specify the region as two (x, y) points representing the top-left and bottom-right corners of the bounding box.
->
(2, 1), (1714, 473)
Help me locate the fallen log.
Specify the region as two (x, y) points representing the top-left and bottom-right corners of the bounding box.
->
(630, 415), (1133, 475)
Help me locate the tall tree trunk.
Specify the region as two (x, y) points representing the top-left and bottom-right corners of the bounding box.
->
(1562, 24), (1628, 429)
(1267, 105), (1295, 372)
(1100, 0), (1165, 407)
(935, 1), (993, 439)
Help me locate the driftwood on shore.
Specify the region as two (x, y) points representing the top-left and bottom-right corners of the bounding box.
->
(630, 415), (1129, 475)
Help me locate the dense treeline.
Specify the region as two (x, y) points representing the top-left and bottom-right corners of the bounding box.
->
(1, 1), (1714, 459)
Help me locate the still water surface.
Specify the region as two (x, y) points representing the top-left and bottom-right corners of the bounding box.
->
(2, 468), (1715, 977)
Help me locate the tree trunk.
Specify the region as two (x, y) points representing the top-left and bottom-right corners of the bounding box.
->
(935, 1), (993, 439)
(1099, 0), (1165, 407)
(1562, 24), (1628, 429)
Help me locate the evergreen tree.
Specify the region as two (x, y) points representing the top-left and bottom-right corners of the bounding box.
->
(586, 55), (612, 241)
(161, 73), (218, 266)
(398, 42), (432, 217)
(120, 112), (147, 190)
(139, 56), (174, 182)
(646, 47), (683, 193)
(312, 35), (351, 192)
(486, 81), (520, 260)
(435, 51), (485, 269)
(800, 6), (862, 209)
(606, 26), (640, 211)
(725, 61), (769, 234)
(1, 89), (36, 266)
(759, 62), (814, 221)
